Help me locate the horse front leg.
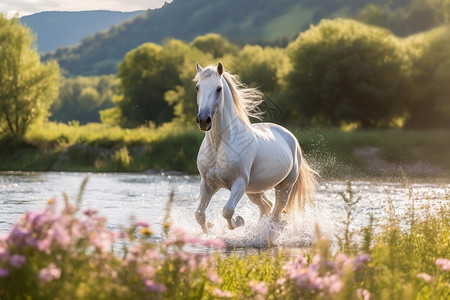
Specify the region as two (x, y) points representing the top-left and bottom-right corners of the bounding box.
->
(196, 181), (217, 233)
(223, 177), (246, 230)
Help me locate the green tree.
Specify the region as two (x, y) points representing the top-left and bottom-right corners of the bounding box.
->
(226, 45), (290, 96)
(113, 43), (179, 127)
(190, 33), (239, 58)
(403, 26), (450, 128)
(51, 75), (115, 124)
(0, 15), (60, 136)
(285, 18), (409, 127)
(164, 39), (214, 124)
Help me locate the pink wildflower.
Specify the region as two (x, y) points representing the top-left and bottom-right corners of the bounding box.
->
(328, 275), (343, 294)
(37, 238), (52, 254)
(134, 221), (150, 228)
(138, 265), (155, 278)
(276, 278), (286, 285)
(353, 254), (370, 271)
(201, 238), (226, 248)
(416, 273), (433, 283)
(249, 281), (268, 295)
(39, 263), (61, 282)
(208, 271), (222, 284)
(9, 254), (26, 268)
(0, 268), (9, 278)
(212, 288), (232, 298)
(435, 258), (450, 271)
(357, 288), (371, 300)
(144, 280), (167, 293)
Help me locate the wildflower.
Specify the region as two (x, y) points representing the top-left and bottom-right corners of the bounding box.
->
(435, 258), (450, 271)
(328, 275), (343, 294)
(357, 288), (371, 300)
(202, 238), (226, 248)
(138, 265), (155, 278)
(144, 280), (166, 293)
(139, 227), (153, 235)
(134, 221), (150, 228)
(39, 263), (61, 282)
(249, 281), (268, 295)
(416, 273), (433, 283)
(212, 288), (232, 298)
(9, 254), (26, 268)
(37, 238), (52, 254)
(276, 278), (286, 285)
(0, 268), (9, 278)
(208, 270), (222, 284)
(353, 254), (370, 271)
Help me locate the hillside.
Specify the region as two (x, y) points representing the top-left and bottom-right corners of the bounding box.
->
(41, 0), (371, 75)
(42, 0), (445, 76)
(21, 10), (144, 53)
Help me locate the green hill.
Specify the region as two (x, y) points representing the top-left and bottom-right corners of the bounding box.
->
(42, 0), (446, 76)
(21, 10), (144, 53)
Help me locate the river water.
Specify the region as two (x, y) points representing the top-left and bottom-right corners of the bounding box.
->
(0, 171), (448, 250)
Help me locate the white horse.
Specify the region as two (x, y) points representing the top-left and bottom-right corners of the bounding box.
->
(194, 62), (317, 233)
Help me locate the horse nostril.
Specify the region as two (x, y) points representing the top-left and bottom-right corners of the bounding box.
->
(196, 116), (200, 124)
(206, 117), (211, 124)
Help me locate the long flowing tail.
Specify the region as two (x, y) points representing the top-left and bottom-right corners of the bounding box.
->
(285, 150), (318, 212)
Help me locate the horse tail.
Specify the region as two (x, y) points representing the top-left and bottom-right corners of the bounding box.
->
(286, 149), (318, 213)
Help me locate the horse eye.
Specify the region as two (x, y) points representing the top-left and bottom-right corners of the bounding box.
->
(195, 85), (199, 91)
(216, 86), (222, 94)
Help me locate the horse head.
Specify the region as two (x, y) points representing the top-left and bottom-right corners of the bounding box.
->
(194, 62), (224, 131)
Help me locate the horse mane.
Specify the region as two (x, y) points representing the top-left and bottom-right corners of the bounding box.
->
(194, 65), (265, 130)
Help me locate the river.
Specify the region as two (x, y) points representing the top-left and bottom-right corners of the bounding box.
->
(0, 171), (448, 250)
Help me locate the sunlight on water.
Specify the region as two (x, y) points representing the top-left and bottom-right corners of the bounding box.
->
(0, 172), (448, 253)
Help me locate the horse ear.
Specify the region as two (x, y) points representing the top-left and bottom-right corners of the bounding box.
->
(217, 61), (224, 75)
(196, 62), (203, 73)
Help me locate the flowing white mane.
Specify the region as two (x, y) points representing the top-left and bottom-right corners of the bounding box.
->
(194, 66), (265, 130)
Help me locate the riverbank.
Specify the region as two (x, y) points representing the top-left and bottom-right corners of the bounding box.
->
(0, 122), (449, 179)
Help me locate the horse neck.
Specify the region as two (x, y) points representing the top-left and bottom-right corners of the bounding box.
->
(206, 77), (246, 146)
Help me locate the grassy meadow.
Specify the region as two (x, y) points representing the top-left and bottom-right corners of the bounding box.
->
(0, 121), (449, 179)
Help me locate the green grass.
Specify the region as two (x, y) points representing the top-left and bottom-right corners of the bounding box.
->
(0, 122), (449, 178)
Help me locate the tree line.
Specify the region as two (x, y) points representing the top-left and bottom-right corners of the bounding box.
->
(1, 14), (450, 138)
(103, 20), (450, 129)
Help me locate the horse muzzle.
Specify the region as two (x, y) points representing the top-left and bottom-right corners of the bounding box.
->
(196, 115), (212, 131)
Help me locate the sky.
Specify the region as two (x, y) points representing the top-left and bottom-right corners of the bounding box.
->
(1, 0), (172, 18)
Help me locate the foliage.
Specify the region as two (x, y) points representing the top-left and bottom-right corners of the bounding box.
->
(225, 45), (290, 97)
(42, 0), (410, 77)
(113, 43), (179, 127)
(190, 33), (239, 58)
(285, 18), (409, 128)
(163, 39), (214, 125)
(0, 15), (60, 137)
(357, 0), (448, 36)
(51, 75), (115, 124)
(0, 182), (448, 299)
(402, 26), (450, 128)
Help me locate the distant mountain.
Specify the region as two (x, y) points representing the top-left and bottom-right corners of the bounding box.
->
(42, 0), (443, 76)
(21, 10), (144, 53)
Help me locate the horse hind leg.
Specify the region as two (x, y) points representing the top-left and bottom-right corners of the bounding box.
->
(271, 170), (297, 222)
(247, 193), (272, 218)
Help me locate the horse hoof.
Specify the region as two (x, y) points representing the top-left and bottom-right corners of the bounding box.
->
(234, 215), (245, 228)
